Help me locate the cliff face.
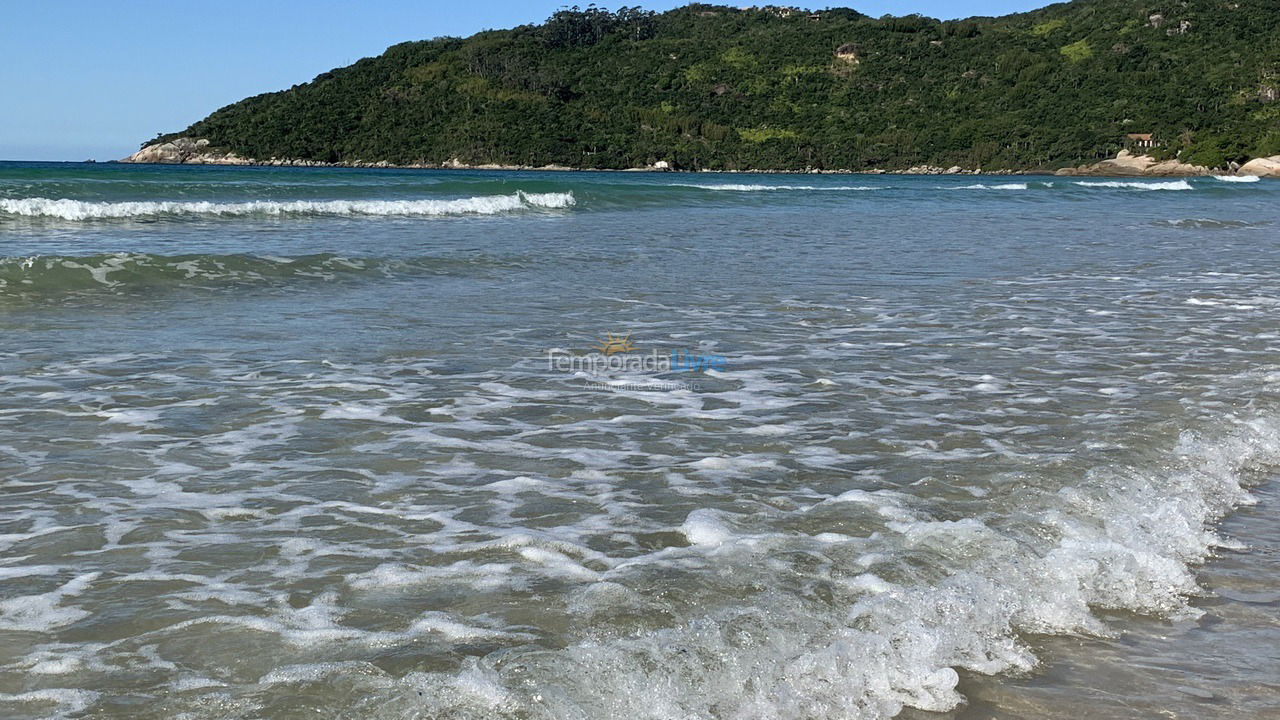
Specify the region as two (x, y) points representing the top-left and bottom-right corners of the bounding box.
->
(128, 2), (1280, 172)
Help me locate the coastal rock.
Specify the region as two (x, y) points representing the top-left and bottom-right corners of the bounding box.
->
(1055, 150), (1212, 177)
(1145, 158), (1213, 176)
(122, 137), (251, 165)
(123, 137), (201, 164)
(1238, 156), (1280, 177)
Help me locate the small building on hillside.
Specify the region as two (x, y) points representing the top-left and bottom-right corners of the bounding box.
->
(1125, 133), (1158, 149)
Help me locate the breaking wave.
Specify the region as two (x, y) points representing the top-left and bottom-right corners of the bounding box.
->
(1154, 218), (1270, 230)
(1072, 180), (1193, 191)
(673, 183), (880, 192)
(953, 182), (1032, 190)
(1214, 175), (1261, 183)
(368, 408), (1279, 719)
(0, 191), (575, 220)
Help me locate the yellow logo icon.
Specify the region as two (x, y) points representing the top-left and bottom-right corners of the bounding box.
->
(594, 332), (636, 356)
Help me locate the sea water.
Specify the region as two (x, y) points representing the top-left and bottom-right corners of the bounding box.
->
(0, 161), (1277, 718)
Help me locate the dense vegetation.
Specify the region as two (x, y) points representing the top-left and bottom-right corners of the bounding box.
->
(147, 0), (1280, 171)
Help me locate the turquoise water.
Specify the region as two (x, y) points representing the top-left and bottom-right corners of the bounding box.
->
(1, 161), (1278, 718)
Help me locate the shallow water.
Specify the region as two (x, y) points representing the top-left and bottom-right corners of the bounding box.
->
(1, 161), (1278, 718)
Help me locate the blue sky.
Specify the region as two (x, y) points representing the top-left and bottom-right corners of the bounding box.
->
(0, 1), (1051, 161)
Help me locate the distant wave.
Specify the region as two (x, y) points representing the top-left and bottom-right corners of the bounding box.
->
(953, 182), (1032, 190)
(0, 252), (515, 299)
(672, 183), (879, 192)
(0, 191), (575, 220)
(1214, 175), (1261, 183)
(1153, 218), (1270, 230)
(1072, 180), (1193, 191)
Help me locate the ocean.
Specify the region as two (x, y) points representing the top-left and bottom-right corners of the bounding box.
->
(0, 161), (1277, 719)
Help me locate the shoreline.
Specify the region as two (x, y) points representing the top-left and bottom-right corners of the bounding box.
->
(116, 159), (1043, 176)
(116, 139), (1280, 179)
(118, 142), (1031, 176)
(109, 159), (1280, 179)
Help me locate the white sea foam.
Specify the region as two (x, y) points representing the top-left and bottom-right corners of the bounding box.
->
(6, 210), (1280, 719)
(1073, 180), (1193, 191)
(674, 183), (878, 191)
(1214, 175), (1260, 183)
(0, 191), (575, 220)
(377, 413), (1277, 720)
(1155, 218), (1267, 230)
(0, 689), (100, 718)
(953, 182), (1030, 190)
(0, 573), (99, 632)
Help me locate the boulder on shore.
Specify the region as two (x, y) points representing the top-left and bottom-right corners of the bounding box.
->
(1237, 156), (1280, 177)
(122, 138), (203, 163)
(1055, 150), (1212, 177)
(122, 137), (250, 165)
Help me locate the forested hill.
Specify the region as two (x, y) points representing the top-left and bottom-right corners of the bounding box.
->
(141, 1), (1280, 171)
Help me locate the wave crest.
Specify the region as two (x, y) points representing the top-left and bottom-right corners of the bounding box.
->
(673, 183), (879, 192)
(0, 191), (575, 220)
(1154, 218), (1270, 230)
(1072, 180), (1193, 191)
(366, 411), (1278, 720)
(0, 252), (514, 299)
(953, 182), (1031, 190)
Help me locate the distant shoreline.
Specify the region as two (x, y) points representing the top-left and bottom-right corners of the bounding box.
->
(116, 159), (1039, 176)
(109, 158), (1280, 179)
(114, 141), (1280, 179)
(118, 139), (1035, 175)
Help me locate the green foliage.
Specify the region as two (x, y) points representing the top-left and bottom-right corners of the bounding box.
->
(1256, 131), (1280, 157)
(1032, 19), (1066, 36)
(1059, 39), (1093, 62)
(542, 5), (656, 47)
(878, 14), (937, 34)
(738, 127), (799, 142)
(150, 1), (1280, 171)
(1184, 133), (1250, 167)
(943, 20), (982, 39)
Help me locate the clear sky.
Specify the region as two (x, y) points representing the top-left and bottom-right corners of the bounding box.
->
(0, 1), (1051, 161)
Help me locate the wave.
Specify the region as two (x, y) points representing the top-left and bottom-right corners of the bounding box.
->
(1214, 175), (1261, 183)
(953, 182), (1032, 190)
(1072, 180), (1193, 191)
(1154, 218), (1270, 230)
(672, 183), (879, 192)
(0, 191), (575, 220)
(0, 252), (516, 299)
(370, 409), (1279, 719)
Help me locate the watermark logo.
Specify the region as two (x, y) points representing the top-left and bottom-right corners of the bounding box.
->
(594, 332), (636, 356)
(546, 333), (726, 391)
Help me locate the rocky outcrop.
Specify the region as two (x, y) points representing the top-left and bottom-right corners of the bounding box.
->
(124, 140), (673, 172)
(834, 43), (860, 64)
(122, 137), (251, 165)
(1055, 150), (1212, 177)
(898, 165), (993, 175)
(1238, 156), (1280, 178)
(122, 137), (200, 163)
(122, 140), (575, 170)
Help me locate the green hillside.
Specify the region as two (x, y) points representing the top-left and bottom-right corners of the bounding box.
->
(144, 1), (1280, 171)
